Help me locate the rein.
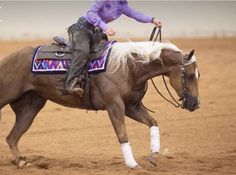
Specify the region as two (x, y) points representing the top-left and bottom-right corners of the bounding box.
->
(149, 27), (184, 109)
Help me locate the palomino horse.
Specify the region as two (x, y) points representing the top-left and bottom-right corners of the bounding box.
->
(0, 41), (200, 168)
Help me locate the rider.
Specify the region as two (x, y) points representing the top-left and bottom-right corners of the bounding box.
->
(65, 0), (162, 96)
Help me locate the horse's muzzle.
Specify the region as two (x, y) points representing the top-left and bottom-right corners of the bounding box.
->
(182, 94), (200, 112)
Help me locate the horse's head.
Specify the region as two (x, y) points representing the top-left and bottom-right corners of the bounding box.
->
(151, 47), (200, 112)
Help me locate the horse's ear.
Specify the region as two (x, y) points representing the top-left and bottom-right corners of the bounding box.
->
(187, 49), (195, 61)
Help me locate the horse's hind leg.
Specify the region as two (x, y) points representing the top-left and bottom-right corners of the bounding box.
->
(125, 103), (160, 166)
(6, 91), (46, 167)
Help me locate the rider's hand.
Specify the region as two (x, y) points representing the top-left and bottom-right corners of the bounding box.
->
(152, 17), (162, 28)
(105, 28), (116, 36)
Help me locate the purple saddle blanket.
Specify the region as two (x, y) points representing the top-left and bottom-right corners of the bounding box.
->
(31, 41), (115, 74)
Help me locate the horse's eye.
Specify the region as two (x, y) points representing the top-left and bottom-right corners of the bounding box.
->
(186, 74), (195, 81)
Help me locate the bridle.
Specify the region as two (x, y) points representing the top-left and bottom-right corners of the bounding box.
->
(149, 27), (193, 109)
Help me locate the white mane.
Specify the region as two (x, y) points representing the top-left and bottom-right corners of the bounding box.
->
(107, 41), (181, 76)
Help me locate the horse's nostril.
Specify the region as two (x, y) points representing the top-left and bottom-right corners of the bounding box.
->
(192, 103), (199, 110)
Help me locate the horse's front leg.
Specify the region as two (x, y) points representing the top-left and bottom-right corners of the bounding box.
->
(106, 97), (138, 169)
(126, 103), (160, 166)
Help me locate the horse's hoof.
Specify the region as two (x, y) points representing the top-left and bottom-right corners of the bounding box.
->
(133, 165), (143, 170)
(16, 156), (29, 168)
(128, 165), (147, 175)
(17, 160), (27, 168)
(148, 152), (158, 167)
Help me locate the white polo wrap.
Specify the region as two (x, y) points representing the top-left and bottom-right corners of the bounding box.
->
(121, 142), (138, 168)
(150, 126), (160, 153)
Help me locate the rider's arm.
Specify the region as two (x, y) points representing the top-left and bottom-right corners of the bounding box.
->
(84, 0), (109, 32)
(122, 2), (153, 23)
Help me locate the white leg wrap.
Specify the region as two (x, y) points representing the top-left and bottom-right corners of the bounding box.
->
(150, 126), (160, 153)
(121, 142), (138, 168)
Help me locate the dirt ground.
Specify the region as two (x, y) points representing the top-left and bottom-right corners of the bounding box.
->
(0, 38), (236, 175)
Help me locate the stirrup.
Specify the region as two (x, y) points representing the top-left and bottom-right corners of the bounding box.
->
(57, 77), (84, 97)
(57, 86), (84, 97)
(68, 87), (84, 97)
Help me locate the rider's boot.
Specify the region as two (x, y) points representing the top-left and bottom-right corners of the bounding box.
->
(65, 77), (84, 97)
(62, 51), (88, 97)
(59, 28), (90, 97)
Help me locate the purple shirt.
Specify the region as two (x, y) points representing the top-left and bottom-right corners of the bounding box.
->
(83, 0), (153, 31)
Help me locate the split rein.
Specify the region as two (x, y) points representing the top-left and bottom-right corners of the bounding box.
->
(149, 27), (184, 109)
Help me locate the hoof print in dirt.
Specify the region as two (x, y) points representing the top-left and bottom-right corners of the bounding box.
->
(36, 163), (49, 169)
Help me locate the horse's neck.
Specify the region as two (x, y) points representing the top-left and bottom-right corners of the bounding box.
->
(134, 61), (171, 87)
(133, 48), (184, 86)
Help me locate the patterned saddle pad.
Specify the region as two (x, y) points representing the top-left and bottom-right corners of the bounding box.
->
(31, 41), (115, 74)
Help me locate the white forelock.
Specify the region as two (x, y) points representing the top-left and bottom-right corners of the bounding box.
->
(190, 55), (197, 63)
(107, 41), (181, 76)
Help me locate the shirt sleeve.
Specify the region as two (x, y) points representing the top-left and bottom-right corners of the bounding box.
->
(122, 3), (153, 23)
(85, 0), (109, 31)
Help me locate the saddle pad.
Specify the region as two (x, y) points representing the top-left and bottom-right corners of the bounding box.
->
(31, 41), (115, 74)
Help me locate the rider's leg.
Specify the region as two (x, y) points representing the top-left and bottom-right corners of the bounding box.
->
(65, 29), (91, 96)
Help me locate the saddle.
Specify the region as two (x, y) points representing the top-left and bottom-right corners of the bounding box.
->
(36, 36), (73, 60)
(33, 36), (114, 74)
